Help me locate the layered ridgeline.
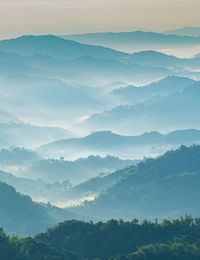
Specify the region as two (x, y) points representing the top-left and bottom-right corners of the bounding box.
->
(1, 145), (200, 258)
(0, 146), (135, 182)
(38, 129), (200, 159)
(164, 26), (200, 37)
(0, 37), (183, 128)
(0, 75), (105, 128)
(61, 30), (200, 53)
(0, 36), (200, 86)
(0, 147), (40, 166)
(0, 182), (84, 237)
(0, 107), (75, 148)
(20, 155), (135, 184)
(111, 76), (195, 104)
(79, 81), (200, 134)
(2, 217), (200, 260)
(0, 35), (125, 60)
(69, 145), (200, 220)
(0, 36), (170, 85)
(0, 35), (200, 130)
(0, 121), (74, 148)
(0, 148), (135, 206)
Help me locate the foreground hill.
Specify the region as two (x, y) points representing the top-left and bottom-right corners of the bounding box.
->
(0, 228), (81, 260)
(36, 217), (200, 260)
(2, 217), (200, 259)
(70, 145), (200, 219)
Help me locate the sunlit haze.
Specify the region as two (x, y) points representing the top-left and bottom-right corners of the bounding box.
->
(0, 0), (200, 38)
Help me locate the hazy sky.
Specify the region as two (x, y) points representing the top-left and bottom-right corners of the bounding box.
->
(0, 0), (200, 38)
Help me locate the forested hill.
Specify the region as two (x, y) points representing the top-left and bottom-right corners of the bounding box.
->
(0, 182), (81, 237)
(35, 217), (200, 259)
(1, 217), (200, 259)
(71, 145), (200, 219)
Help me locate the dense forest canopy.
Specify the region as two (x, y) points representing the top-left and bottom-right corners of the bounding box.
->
(1, 217), (200, 260)
(70, 145), (200, 219)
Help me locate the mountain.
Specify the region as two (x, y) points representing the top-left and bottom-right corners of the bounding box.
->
(130, 50), (183, 67)
(0, 52), (41, 76)
(63, 54), (170, 83)
(0, 164), (120, 207)
(165, 27), (200, 37)
(0, 35), (126, 60)
(0, 50), (175, 128)
(38, 129), (200, 160)
(0, 170), (50, 203)
(128, 50), (200, 70)
(60, 166), (136, 207)
(70, 145), (200, 220)
(21, 155), (135, 185)
(0, 75), (106, 126)
(0, 182), (82, 237)
(61, 31), (200, 52)
(38, 130), (164, 159)
(0, 153), (136, 206)
(39, 130), (163, 151)
(1, 36), (200, 132)
(111, 76), (195, 104)
(0, 169), (77, 206)
(0, 122), (74, 148)
(0, 48), (172, 87)
(81, 82), (200, 134)
(0, 147), (40, 166)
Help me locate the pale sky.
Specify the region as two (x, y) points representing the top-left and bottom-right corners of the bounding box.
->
(0, 0), (200, 39)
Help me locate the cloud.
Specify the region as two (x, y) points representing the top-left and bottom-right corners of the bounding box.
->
(75, 115), (90, 123)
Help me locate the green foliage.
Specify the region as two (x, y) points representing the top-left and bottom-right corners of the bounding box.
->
(2, 216), (200, 259)
(0, 228), (81, 260)
(36, 216), (200, 260)
(113, 242), (200, 260)
(77, 145), (200, 220)
(0, 182), (78, 237)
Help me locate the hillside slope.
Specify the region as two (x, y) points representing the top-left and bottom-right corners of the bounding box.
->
(0, 182), (81, 237)
(70, 145), (200, 219)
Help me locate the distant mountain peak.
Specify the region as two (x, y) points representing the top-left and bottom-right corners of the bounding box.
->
(164, 26), (200, 37)
(87, 130), (119, 138)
